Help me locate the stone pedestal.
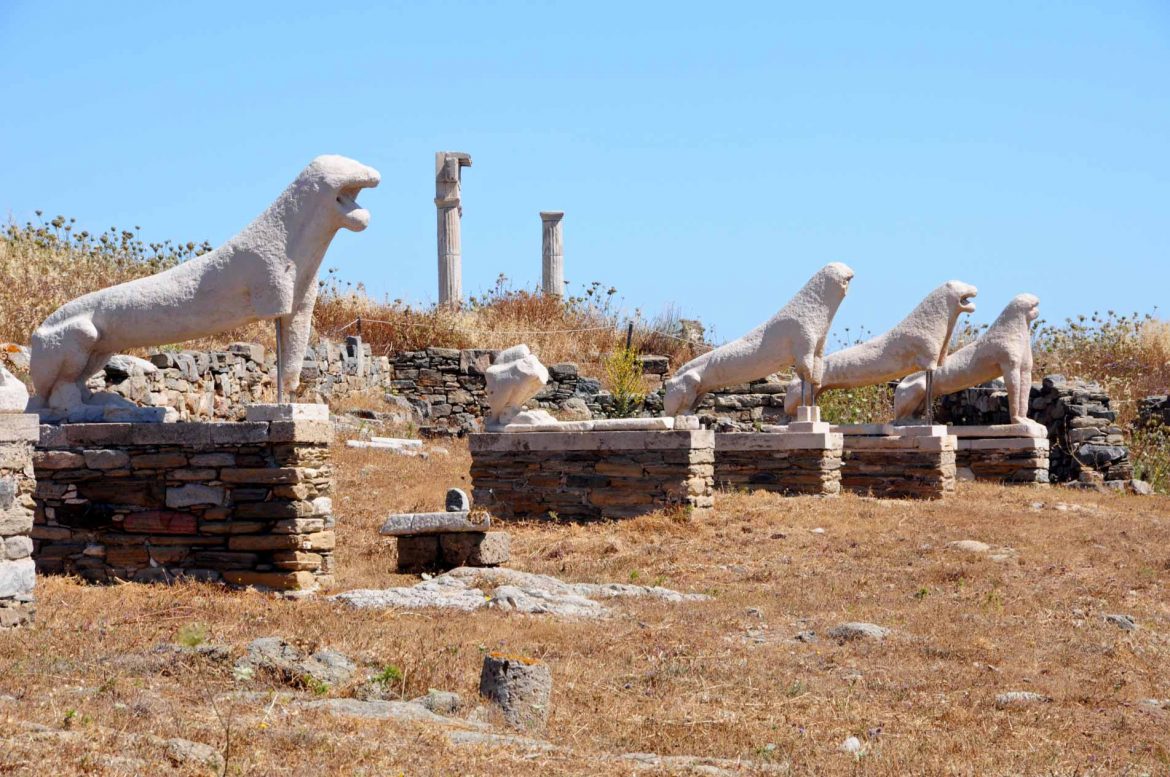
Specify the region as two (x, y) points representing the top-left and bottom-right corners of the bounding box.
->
(469, 430), (714, 520)
(33, 418), (335, 591)
(540, 211), (564, 296)
(715, 428), (843, 496)
(838, 425), (957, 499)
(951, 424), (1049, 484)
(0, 414), (39, 628)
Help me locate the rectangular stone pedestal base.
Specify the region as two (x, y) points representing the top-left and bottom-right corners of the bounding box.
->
(840, 429), (957, 499)
(956, 437), (1050, 484)
(715, 432), (843, 495)
(469, 430), (715, 521)
(33, 419), (335, 592)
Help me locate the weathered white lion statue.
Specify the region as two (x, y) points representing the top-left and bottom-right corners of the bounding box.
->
(29, 155), (380, 415)
(893, 293), (1041, 428)
(484, 344), (556, 430)
(782, 280), (978, 416)
(663, 263), (854, 416)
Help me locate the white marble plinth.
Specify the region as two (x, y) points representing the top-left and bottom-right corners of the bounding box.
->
(245, 403), (330, 422)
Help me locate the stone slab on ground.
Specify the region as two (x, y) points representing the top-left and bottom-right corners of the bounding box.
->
(332, 566), (710, 618)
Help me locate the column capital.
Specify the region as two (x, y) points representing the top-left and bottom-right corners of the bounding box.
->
(539, 211), (565, 222)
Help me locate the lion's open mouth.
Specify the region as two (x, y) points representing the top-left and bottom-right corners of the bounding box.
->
(959, 292), (977, 313)
(336, 184), (372, 231)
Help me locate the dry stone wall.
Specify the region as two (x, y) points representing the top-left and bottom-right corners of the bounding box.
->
(32, 419), (334, 591)
(939, 376), (1131, 483)
(0, 415), (38, 628)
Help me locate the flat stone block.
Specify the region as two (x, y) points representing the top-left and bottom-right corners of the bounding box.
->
(0, 414), (39, 443)
(209, 423), (272, 445)
(957, 437), (1050, 451)
(122, 511), (198, 534)
(166, 484), (226, 508)
(470, 430), (713, 454)
(440, 531), (510, 567)
(844, 434), (956, 452)
(127, 424), (213, 446)
(948, 423), (1048, 439)
(0, 558), (35, 598)
(245, 403), (329, 422)
(268, 420), (334, 444)
(221, 570), (317, 591)
(715, 432), (842, 452)
(380, 511), (490, 536)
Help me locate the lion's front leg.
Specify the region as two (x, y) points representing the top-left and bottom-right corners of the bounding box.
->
(277, 282), (318, 396)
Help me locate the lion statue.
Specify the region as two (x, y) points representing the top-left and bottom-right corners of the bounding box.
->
(782, 280), (978, 416)
(893, 293), (1041, 428)
(29, 155), (380, 415)
(484, 344), (556, 429)
(663, 263), (854, 416)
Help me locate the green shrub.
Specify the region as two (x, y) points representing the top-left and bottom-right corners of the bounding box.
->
(604, 347), (646, 418)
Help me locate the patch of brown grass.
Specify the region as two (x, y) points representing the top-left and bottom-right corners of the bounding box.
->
(4, 442), (1170, 774)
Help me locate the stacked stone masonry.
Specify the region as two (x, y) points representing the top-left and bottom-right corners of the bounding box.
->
(32, 419), (334, 591)
(469, 431), (715, 521)
(714, 433), (843, 496)
(83, 340), (1128, 484)
(940, 376), (1130, 483)
(0, 415), (38, 628)
(955, 438), (1050, 484)
(841, 434), (957, 499)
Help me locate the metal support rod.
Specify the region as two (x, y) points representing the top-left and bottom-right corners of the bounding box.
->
(625, 322), (634, 351)
(275, 318), (285, 404)
(924, 369), (934, 425)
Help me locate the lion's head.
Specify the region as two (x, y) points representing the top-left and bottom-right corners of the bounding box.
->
(298, 155), (382, 232)
(820, 262), (855, 300)
(943, 280), (978, 315)
(1010, 293), (1040, 323)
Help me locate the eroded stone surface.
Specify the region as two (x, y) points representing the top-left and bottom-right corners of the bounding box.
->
(895, 294), (1042, 428)
(666, 263), (854, 415)
(484, 345), (554, 430)
(784, 280), (978, 416)
(332, 566), (709, 618)
(29, 155), (379, 414)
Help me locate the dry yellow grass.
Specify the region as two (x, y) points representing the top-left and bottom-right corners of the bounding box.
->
(3, 441), (1170, 775)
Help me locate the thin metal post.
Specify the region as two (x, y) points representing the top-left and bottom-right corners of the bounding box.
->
(275, 318), (285, 404)
(625, 322), (634, 351)
(924, 369), (934, 425)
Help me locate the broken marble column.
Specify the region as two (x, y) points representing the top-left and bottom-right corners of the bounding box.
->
(540, 211), (564, 296)
(479, 652), (552, 732)
(435, 151), (472, 306)
(0, 414), (38, 628)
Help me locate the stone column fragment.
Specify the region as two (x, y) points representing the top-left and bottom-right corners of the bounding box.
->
(479, 652), (552, 732)
(435, 152), (472, 306)
(540, 211), (564, 296)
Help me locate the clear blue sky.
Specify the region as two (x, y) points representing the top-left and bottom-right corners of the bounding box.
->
(2, 1), (1167, 345)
